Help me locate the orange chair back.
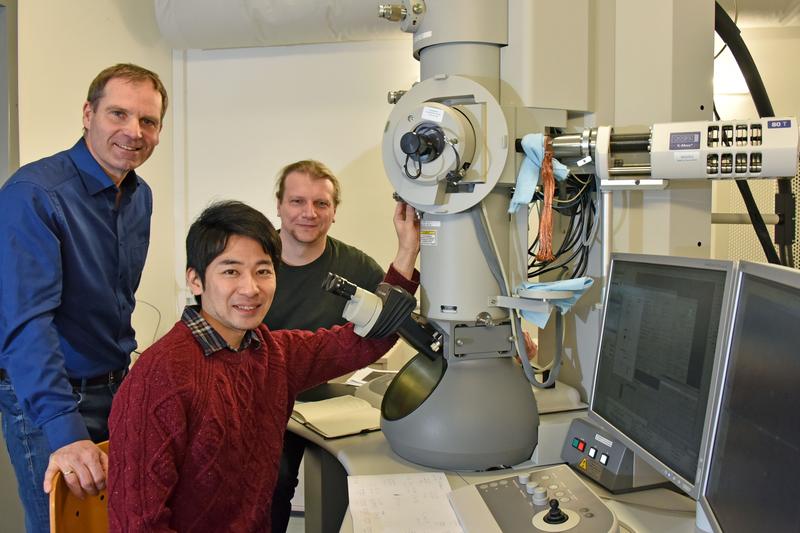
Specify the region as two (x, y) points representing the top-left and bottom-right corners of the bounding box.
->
(49, 440), (109, 533)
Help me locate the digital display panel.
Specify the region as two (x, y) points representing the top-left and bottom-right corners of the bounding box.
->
(669, 131), (701, 150)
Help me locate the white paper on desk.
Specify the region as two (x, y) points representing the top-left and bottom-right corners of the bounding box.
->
(345, 368), (397, 387)
(291, 395), (380, 438)
(347, 472), (463, 533)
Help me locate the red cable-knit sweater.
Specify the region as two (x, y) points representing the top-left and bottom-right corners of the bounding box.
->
(108, 269), (417, 532)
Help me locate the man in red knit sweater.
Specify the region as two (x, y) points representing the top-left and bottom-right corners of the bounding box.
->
(107, 200), (419, 532)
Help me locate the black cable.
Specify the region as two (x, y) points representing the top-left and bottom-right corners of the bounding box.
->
(530, 211), (576, 271)
(532, 245), (585, 279)
(448, 141), (461, 177)
(734, 179), (781, 264)
(552, 206), (582, 254)
(712, 117), (790, 265)
(544, 204), (589, 276)
(714, 3), (773, 118)
(527, 172), (597, 279)
(715, 1), (789, 265)
(574, 197), (595, 277)
(718, 97), (792, 265)
(403, 154), (421, 179)
(529, 193), (595, 279)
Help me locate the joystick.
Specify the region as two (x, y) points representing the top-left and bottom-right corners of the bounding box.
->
(544, 499), (569, 525)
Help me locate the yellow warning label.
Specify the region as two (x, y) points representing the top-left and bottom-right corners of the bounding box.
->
(578, 458), (588, 471)
(420, 230), (437, 246)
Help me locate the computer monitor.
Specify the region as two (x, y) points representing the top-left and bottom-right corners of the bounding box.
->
(698, 261), (800, 533)
(588, 254), (735, 499)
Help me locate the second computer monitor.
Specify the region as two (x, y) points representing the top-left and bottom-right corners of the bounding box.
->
(588, 254), (734, 499)
(699, 261), (800, 532)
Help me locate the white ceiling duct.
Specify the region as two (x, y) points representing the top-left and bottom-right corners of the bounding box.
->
(155, 0), (406, 49)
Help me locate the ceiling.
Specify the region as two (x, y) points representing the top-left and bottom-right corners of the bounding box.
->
(720, 0), (800, 27)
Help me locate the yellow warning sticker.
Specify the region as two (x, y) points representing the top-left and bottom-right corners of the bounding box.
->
(420, 230), (437, 246)
(579, 458), (588, 471)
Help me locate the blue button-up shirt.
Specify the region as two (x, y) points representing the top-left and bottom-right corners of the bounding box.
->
(0, 138), (152, 450)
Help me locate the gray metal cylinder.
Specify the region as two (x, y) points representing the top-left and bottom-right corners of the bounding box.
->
(420, 209), (507, 324)
(419, 43), (501, 97)
(414, 0), (506, 97)
(412, 0), (507, 58)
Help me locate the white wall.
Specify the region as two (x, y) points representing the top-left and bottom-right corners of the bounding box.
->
(176, 39), (419, 288)
(175, 39), (419, 306)
(17, 1), (176, 347)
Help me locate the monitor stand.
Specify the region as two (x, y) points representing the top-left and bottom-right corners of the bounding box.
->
(695, 502), (712, 533)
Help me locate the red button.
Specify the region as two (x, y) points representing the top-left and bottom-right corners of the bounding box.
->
(577, 440), (586, 452)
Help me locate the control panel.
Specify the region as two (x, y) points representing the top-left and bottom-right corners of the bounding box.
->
(560, 418), (667, 493)
(649, 117), (798, 179)
(449, 464), (617, 532)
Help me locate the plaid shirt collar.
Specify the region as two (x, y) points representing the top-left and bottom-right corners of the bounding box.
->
(181, 306), (261, 357)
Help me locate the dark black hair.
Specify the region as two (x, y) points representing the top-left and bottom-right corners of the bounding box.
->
(186, 201), (281, 302)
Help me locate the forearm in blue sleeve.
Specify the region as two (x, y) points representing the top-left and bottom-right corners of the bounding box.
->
(0, 183), (89, 450)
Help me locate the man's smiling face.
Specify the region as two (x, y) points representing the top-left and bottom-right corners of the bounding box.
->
(187, 234), (277, 349)
(82, 77), (162, 184)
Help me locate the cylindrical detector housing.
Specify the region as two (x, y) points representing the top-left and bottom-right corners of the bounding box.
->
(650, 117), (799, 179)
(420, 193), (510, 324)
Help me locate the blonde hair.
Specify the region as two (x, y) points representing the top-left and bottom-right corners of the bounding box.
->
(275, 160), (341, 207)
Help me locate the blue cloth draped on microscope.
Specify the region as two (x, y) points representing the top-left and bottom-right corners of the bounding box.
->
(509, 133), (594, 327)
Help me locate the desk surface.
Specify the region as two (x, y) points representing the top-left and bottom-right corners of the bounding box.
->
(290, 421), (697, 533)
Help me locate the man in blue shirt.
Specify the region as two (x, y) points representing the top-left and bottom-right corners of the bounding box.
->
(0, 63), (167, 533)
